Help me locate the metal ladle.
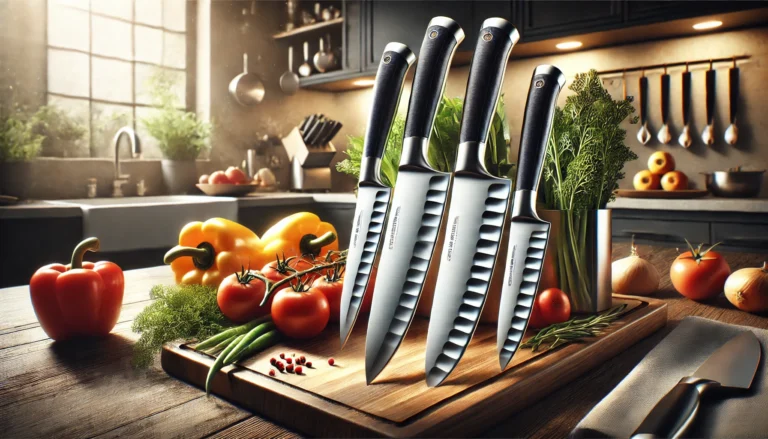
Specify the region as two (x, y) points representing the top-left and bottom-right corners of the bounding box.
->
(678, 64), (692, 148)
(725, 58), (739, 145)
(637, 71), (651, 144)
(701, 61), (716, 145)
(298, 41), (312, 77)
(656, 66), (672, 144)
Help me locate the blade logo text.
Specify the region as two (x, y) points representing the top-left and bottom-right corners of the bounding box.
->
(446, 216), (460, 261)
(387, 206), (401, 249)
(352, 211), (363, 248)
(507, 245), (517, 287)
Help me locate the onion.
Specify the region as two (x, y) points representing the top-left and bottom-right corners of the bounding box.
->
(724, 262), (768, 313)
(256, 168), (276, 187)
(612, 239), (660, 296)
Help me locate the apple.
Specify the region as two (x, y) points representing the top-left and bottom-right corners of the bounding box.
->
(661, 171), (688, 191)
(648, 151), (675, 175)
(225, 166), (248, 185)
(633, 170), (661, 190)
(209, 171), (232, 185)
(199, 174), (210, 184)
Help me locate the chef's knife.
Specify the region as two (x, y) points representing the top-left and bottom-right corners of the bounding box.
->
(497, 65), (565, 371)
(299, 115), (312, 133)
(339, 43), (416, 347)
(631, 331), (761, 439)
(365, 17), (464, 384)
(424, 18), (519, 388)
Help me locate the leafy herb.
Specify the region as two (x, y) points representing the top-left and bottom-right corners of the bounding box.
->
(31, 105), (87, 157)
(0, 114), (44, 162)
(132, 284), (234, 368)
(521, 304), (628, 352)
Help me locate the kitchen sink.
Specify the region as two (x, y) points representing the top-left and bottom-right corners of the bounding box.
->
(50, 195), (238, 252)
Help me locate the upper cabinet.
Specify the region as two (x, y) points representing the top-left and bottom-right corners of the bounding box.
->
(516, 0), (623, 41)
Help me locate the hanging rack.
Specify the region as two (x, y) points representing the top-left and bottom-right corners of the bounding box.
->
(594, 55), (750, 77)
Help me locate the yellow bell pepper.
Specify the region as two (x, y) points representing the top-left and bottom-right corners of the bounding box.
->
(261, 212), (338, 259)
(163, 218), (268, 287)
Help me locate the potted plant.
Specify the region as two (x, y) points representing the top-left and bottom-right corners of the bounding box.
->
(31, 105), (87, 157)
(541, 69), (638, 312)
(0, 109), (44, 199)
(142, 70), (212, 194)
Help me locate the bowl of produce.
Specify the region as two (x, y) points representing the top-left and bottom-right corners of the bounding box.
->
(197, 166), (259, 196)
(703, 167), (764, 198)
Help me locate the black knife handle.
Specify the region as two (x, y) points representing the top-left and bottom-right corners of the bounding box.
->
(404, 17), (464, 139)
(515, 65), (565, 192)
(681, 71), (691, 125)
(362, 43), (415, 160)
(660, 73), (670, 124)
(631, 381), (711, 439)
(729, 67), (739, 123)
(705, 68), (716, 125)
(459, 18), (519, 145)
(639, 76), (648, 124)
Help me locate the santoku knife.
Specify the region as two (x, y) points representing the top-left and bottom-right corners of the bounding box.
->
(339, 43), (416, 347)
(365, 16), (465, 384)
(424, 18), (519, 387)
(497, 65), (565, 371)
(632, 331), (761, 438)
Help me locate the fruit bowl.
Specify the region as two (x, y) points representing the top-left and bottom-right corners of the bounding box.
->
(197, 183), (260, 196)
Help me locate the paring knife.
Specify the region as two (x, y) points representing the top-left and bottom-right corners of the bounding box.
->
(631, 331), (761, 439)
(339, 43), (416, 347)
(497, 65), (565, 371)
(365, 17), (465, 384)
(424, 18), (519, 388)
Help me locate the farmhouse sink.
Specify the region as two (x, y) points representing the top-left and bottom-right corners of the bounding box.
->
(51, 195), (238, 252)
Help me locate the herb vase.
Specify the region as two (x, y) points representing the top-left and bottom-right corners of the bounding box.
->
(539, 209), (613, 313)
(161, 159), (197, 195)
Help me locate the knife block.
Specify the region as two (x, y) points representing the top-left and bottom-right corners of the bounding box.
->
(281, 127), (336, 191)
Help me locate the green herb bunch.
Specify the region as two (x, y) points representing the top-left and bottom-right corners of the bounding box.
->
(32, 105), (87, 157)
(0, 114), (44, 161)
(336, 95), (514, 186)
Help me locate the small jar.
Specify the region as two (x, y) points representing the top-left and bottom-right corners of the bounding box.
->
(86, 178), (97, 198)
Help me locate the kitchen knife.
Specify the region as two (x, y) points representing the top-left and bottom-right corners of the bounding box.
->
(313, 120), (336, 146)
(339, 42), (416, 347)
(424, 18), (519, 388)
(299, 115), (312, 133)
(306, 118), (326, 146)
(365, 16), (464, 384)
(302, 114), (322, 143)
(497, 65), (565, 371)
(631, 331), (761, 439)
(326, 121), (343, 144)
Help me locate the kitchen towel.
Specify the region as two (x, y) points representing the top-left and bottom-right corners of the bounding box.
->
(571, 316), (767, 438)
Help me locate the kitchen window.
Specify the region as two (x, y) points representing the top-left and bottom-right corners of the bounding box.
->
(45, 0), (188, 158)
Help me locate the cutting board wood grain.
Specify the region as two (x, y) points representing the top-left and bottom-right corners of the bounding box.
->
(162, 295), (667, 438)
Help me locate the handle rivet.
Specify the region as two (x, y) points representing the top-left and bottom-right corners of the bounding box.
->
(482, 32), (493, 42)
(535, 80), (545, 88)
(382, 55), (391, 64)
(429, 30), (438, 39)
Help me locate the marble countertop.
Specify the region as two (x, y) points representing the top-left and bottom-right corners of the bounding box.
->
(607, 196), (768, 213)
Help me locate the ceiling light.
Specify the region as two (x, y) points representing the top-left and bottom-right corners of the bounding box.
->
(556, 41), (583, 50)
(352, 78), (376, 87)
(693, 20), (722, 30)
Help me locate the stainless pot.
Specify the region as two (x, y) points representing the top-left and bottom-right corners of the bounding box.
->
(703, 169), (764, 198)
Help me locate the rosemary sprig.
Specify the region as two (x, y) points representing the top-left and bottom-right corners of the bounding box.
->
(521, 304), (628, 352)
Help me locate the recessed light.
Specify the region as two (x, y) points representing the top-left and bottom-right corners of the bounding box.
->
(352, 78), (376, 87)
(556, 41), (583, 50)
(693, 20), (722, 30)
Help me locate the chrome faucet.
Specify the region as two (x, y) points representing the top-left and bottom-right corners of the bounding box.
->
(112, 126), (142, 197)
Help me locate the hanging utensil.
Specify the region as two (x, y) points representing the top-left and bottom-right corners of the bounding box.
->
(678, 64), (692, 148)
(725, 58), (739, 145)
(622, 70), (628, 100)
(313, 35), (335, 73)
(228, 53), (265, 106)
(702, 61), (716, 145)
(298, 41), (312, 77)
(636, 71), (651, 144)
(279, 46), (300, 95)
(656, 67), (671, 144)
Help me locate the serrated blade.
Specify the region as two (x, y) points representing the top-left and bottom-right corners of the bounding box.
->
(339, 185), (391, 347)
(365, 169), (450, 383)
(692, 330), (761, 389)
(497, 217), (550, 370)
(424, 175), (511, 387)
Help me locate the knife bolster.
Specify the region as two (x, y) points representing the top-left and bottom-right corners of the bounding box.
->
(511, 189), (539, 219)
(359, 156), (385, 186)
(455, 141), (491, 176)
(400, 136), (431, 170)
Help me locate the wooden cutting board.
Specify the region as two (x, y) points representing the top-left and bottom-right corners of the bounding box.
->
(162, 295), (666, 437)
(615, 189), (709, 199)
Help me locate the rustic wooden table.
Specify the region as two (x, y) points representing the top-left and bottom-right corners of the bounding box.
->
(1, 243), (766, 439)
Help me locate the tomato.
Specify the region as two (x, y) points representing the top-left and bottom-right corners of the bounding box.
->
(271, 285), (330, 339)
(217, 271), (270, 323)
(288, 257), (320, 283)
(199, 174), (209, 184)
(312, 276), (344, 321)
(209, 171), (231, 185)
(225, 166), (248, 185)
(528, 288), (571, 329)
(261, 259), (292, 283)
(671, 242), (731, 301)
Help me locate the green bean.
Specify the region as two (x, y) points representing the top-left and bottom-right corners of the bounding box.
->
(205, 333), (244, 395)
(228, 330), (281, 365)
(194, 315), (270, 351)
(203, 334), (238, 355)
(223, 323), (277, 365)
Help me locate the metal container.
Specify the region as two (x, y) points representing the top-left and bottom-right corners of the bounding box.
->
(539, 209), (613, 313)
(704, 170), (764, 198)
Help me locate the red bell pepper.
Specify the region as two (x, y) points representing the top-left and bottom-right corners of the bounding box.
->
(29, 237), (124, 341)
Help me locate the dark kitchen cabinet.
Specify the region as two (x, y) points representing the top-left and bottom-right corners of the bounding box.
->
(625, 1), (762, 25)
(516, 0), (623, 41)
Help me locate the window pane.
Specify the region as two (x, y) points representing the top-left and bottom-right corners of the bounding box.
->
(91, 0), (132, 20)
(48, 4), (89, 51)
(92, 57), (133, 103)
(44, 95), (91, 157)
(135, 0), (162, 26)
(92, 15), (132, 60)
(135, 106), (163, 159)
(163, 31), (186, 69)
(135, 25), (162, 64)
(47, 49), (90, 97)
(163, 0), (186, 32)
(135, 65), (184, 107)
(92, 102), (134, 158)
(49, 0), (90, 11)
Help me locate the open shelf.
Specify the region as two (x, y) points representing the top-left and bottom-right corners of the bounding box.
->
(273, 17), (344, 40)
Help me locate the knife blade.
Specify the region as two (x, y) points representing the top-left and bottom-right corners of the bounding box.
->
(299, 115), (312, 133)
(424, 18), (519, 388)
(632, 331), (761, 439)
(497, 65), (565, 371)
(339, 42), (416, 347)
(365, 16), (465, 384)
